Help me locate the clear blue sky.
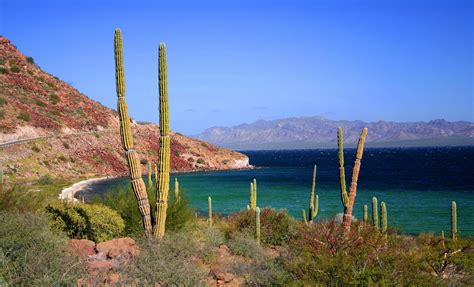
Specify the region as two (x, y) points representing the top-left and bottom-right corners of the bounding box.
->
(1, 0), (472, 135)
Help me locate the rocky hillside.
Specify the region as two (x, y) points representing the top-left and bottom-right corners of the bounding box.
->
(198, 116), (474, 150)
(0, 36), (249, 181)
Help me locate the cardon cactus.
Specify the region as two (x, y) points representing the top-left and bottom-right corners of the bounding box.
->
(114, 28), (152, 236)
(308, 165), (319, 223)
(381, 202), (387, 235)
(451, 201), (458, 240)
(372, 197), (379, 230)
(338, 127), (368, 229)
(363, 204), (368, 224)
(154, 43), (171, 239)
(255, 207), (261, 244)
(207, 196), (213, 227)
(174, 178), (180, 201)
(147, 161), (152, 190)
(249, 179), (257, 210)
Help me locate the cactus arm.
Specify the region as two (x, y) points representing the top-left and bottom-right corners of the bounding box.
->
(381, 202), (387, 235)
(208, 196), (213, 227)
(174, 178), (180, 201)
(147, 161), (152, 190)
(252, 179), (258, 209)
(309, 165), (317, 223)
(114, 28), (152, 237)
(249, 182), (254, 210)
(451, 201), (458, 240)
(255, 207), (261, 244)
(301, 209), (308, 225)
(154, 43), (171, 239)
(338, 128), (349, 208)
(372, 197), (379, 230)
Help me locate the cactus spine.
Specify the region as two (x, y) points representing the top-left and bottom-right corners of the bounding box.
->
(381, 202), (387, 235)
(301, 209), (308, 225)
(339, 127), (368, 229)
(255, 207), (261, 244)
(208, 196), (213, 227)
(114, 28), (152, 237)
(154, 43), (171, 239)
(308, 165), (319, 223)
(372, 197), (379, 230)
(451, 201), (458, 241)
(249, 179), (257, 210)
(363, 204), (368, 224)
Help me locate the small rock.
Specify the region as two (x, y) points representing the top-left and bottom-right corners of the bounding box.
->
(96, 237), (139, 262)
(84, 260), (113, 274)
(210, 268), (234, 283)
(66, 239), (96, 259)
(107, 273), (120, 284)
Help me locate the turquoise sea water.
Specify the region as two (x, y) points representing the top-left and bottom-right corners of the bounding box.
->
(81, 147), (474, 236)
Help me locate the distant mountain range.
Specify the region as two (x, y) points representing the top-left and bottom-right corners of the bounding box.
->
(197, 116), (474, 150)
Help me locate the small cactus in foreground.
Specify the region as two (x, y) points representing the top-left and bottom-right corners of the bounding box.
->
(114, 28), (152, 237)
(363, 204), (368, 223)
(372, 197), (379, 230)
(174, 178), (180, 201)
(451, 201), (458, 241)
(208, 196), (213, 227)
(381, 202), (387, 235)
(255, 207), (261, 244)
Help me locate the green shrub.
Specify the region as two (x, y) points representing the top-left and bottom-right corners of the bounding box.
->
(0, 67), (9, 74)
(0, 97), (6, 106)
(224, 208), (297, 246)
(44, 202), (125, 242)
(120, 232), (207, 285)
(0, 212), (86, 285)
(196, 158), (205, 164)
(58, 155), (68, 162)
(228, 231), (265, 259)
(0, 185), (51, 212)
(26, 56), (35, 64)
(187, 157), (194, 162)
(63, 142), (70, 149)
(17, 111), (31, 122)
(10, 65), (20, 73)
(49, 93), (60, 104)
(95, 185), (195, 237)
(31, 145), (40, 152)
(35, 99), (47, 107)
(0, 110), (4, 119)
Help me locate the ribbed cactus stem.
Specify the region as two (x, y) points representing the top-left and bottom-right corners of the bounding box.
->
(255, 207), (261, 244)
(338, 128), (348, 208)
(208, 196), (213, 227)
(174, 178), (180, 201)
(363, 204), (368, 224)
(114, 28), (152, 237)
(372, 197), (379, 230)
(154, 43), (171, 239)
(301, 209), (308, 225)
(342, 128), (368, 229)
(147, 161), (152, 190)
(381, 202), (387, 235)
(249, 182), (254, 210)
(451, 201), (458, 241)
(249, 179), (257, 210)
(309, 165), (318, 223)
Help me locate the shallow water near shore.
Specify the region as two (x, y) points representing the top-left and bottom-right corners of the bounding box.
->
(79, 146), (474, 236)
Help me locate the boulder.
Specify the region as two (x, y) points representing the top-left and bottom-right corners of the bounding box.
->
(66, 239), (96, 259)
(96, 237), (139, 262)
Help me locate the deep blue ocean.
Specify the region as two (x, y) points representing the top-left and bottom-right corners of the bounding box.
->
(84, 147), (474, 236)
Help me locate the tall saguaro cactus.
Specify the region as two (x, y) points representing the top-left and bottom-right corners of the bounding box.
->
(372, 197), (379, 230)
(338, 127), (369, 229)
(451, 201), (458, 241)
(114, 29), (152, 236)
(308, 165), (319, 223)
(154, 43), (171, 239)
(381, 202), (387, 235)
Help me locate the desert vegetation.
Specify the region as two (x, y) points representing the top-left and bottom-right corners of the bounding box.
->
(0, 29), (472, 286)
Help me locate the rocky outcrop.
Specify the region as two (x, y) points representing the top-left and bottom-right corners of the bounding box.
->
(0, 36), (250, 181)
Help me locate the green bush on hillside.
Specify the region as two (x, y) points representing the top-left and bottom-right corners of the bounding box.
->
(0, 212), (86, 285)
(17, 111), (31, 122)
(44, 202), (125, 242)
(10, 65), (20, 73)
